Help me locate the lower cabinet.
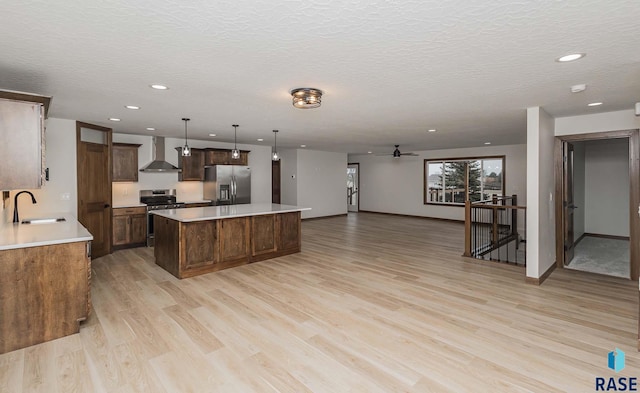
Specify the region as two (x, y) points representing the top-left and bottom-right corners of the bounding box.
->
(0, 241), (90, 354)
(154, 212), (302, 279)
(219, 217), (250, 263)
(182, 220), (218, 271)
(112, 207), (147, 248)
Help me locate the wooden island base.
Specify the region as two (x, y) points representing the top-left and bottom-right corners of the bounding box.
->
(154, 211), (301, 279)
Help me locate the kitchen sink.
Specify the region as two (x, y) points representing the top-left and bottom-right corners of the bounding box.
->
(21, 217), (66, 224)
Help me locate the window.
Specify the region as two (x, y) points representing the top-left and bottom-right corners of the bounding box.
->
(424, 156), (505, 205)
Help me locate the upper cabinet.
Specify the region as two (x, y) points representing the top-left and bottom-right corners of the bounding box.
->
(177, 148), (250, 181)
(204, 148), (249, 166)
(176, 148), (205, 181)
(112, 143), (141, 182)
(0, 91), (50, 191)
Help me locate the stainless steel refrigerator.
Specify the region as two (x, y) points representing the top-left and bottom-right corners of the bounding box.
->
(203, 165), (251, 205)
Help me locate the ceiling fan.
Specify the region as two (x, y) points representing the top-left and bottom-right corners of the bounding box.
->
(377, 145), (418, 158)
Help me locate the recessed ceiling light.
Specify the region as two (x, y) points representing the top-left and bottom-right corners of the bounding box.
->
(150, 84), (169, 90)
(146, 127), (155, 131)
(484, 142), (491, 145)
(367, 151), (372, 154)
(556, 53), (585, 62)
(257, 138), (264, 142)
(109, 118), (121, 122)
(300, 145), (306, 148)
(209, 133), (216, 137)
(125, 105), (140, 110)
(588, 102), (603, 106)
(428, 129), (436, 132)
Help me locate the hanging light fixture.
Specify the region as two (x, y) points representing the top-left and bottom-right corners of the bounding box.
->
(181, 118), (191, 157)
(231, 124), (240, 159)
(272, 129), (279, 161)
(290, 88), (323, 109)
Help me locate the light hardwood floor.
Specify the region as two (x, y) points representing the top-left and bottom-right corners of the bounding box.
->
(1, 213), (638, 392)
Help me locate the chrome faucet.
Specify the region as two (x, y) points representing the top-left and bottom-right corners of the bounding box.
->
(13, 191), (37, 223)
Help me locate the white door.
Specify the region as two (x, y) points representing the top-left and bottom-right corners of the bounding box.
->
(347, 163), (359, 212)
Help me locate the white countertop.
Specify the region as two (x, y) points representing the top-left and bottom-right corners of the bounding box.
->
(151, 203), (311, 222)
(0, 213), (93, 251)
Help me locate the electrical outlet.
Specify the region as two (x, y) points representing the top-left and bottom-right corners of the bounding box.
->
(60, 192), (70, 201)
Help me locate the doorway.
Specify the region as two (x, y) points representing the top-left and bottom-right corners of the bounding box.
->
(76, 121), (112, 258)
(555, 129), (640, 280)
(347, 163), (359, 212)
(272, 160), (281, 204)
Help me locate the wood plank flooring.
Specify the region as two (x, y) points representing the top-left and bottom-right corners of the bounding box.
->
(1, 212), (638, 392)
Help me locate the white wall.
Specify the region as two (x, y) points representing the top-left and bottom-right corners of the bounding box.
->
(1, 118), (78, 223)
(555, 109), (640, 136)
(349, 144), (527, 221)
(584, 138), (629, 237)
(526, 107), (556, 279)
(111, 133), (272, 206)
(572, 142), (586, 241)
(296, 149), (348, 219)
(279, 149), (298, 206)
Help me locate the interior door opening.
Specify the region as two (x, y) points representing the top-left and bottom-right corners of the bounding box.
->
(556, 130), (639, 280)
(347, 163), (359, 212)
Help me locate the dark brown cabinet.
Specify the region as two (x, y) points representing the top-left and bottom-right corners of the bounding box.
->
(154, 211), (302, 279)
(112, 207), (146, 248)
(176, 148), (205, 181)
(219, 217), (250, 263)
(182, 221), (218, 271)
(251, 214), (277, 256)
(0, 241), (90, 354)
(185, 202), (212, 208)
(278, 212), (301, 251)
(112, 143), (141, 182)
(204, 148), (249, 166)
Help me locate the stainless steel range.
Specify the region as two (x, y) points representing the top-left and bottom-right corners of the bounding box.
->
(140, 189), (185, 246)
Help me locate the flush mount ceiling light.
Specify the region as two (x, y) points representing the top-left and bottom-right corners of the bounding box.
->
(290, 88), (323, 109)
(109, 118), (121, 122)
(257, 138), (264, 142)
(428, 129), (437, 132)
(181, 118), (191, 157)
(272, 130), (280, 161)
(556, 53), (586, 62)
(588, 102), (603, 106)
(209, 133), (216, 137)
(231, 124), (240, 159)
(150, 84), (169, 90)
(125, 105), (140, 110)
(146, 127), (155, 131)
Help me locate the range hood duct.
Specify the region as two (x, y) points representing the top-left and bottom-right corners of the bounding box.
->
(139, 136), (182, 172)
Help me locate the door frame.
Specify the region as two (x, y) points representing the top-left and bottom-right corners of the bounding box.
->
(347, 162), (360, 212)
(272, 160), (281, 204)
(76, 121), (113, 257)
(554, 129), (640, 280)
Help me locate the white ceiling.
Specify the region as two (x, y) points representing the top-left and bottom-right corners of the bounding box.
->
(1, 1), (639, 154)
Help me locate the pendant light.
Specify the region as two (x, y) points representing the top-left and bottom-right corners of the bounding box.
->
(272, 129), (279, 161)
(231, 124), (240, 160)
(181, 118), (191, 157)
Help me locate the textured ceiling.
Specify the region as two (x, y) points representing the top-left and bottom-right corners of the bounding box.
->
(1, 1), (639, 154)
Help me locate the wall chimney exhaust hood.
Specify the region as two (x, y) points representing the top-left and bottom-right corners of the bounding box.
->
(139, 137), (182, 172)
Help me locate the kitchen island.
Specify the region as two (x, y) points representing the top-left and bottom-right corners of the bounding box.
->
(0, 214), (93, 354)
(152, 203), (310, 278)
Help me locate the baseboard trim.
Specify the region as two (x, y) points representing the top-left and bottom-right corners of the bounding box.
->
(574, 233), (587, 247)
(525, 263), (556, 286)
(302, 213), (348, 221)
(583, 233), (630, 241)
(357, 210), (464, 224)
